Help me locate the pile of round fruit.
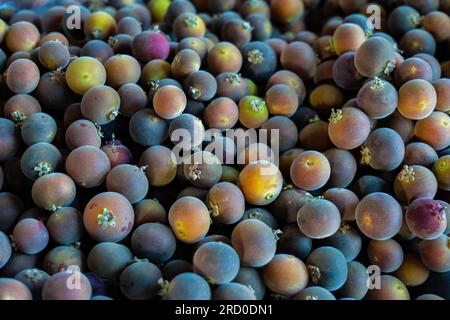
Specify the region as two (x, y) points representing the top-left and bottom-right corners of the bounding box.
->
(0, 0), (449, 301)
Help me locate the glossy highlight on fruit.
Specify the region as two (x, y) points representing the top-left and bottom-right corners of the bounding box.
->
(83, 192), (134, 243)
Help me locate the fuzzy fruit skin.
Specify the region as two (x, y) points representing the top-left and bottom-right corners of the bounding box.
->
(263, 254), (309, 296)
(87, 242), (133, 279)
(433, 156), (450, 191)
(5, 21), (40, 53)
(106, 164), (149, 204)
(119, 261), (162, 300)
(131, 223), (176, 264)
(0, 119), (20, 163)
(14, 268), (50, 299)
(6, 59), (40, 94)
(366, 275), (410, 300)
(31, 173), (76, 211)
(65, 146), (111, 188)
(297, 199), (341, 240)
(231, 219), (277, 268)
(193, 242), (240, 285)
(406, 198), (447, 240)
(419, 235), (450, 272)
(206, 182), (246, 225)
(355, 192), (403, 241)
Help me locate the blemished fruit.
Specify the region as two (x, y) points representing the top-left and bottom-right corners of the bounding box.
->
(0, 0), (449, 302)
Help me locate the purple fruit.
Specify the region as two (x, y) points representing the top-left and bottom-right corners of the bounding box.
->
(119, 261), (162, 300)
(164, 272), (211, 300)
(132, 31), (170, 63)
(161, 260), (193, 281)
(0, 231), (12, 268)
(42, 270), (92, 300)
(193, 242), (240, 285)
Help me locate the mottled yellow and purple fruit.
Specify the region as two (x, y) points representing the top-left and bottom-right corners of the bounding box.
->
(168, 196), (210, 244)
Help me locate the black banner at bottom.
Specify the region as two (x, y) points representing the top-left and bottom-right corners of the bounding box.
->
(0, 300), (446, 319)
